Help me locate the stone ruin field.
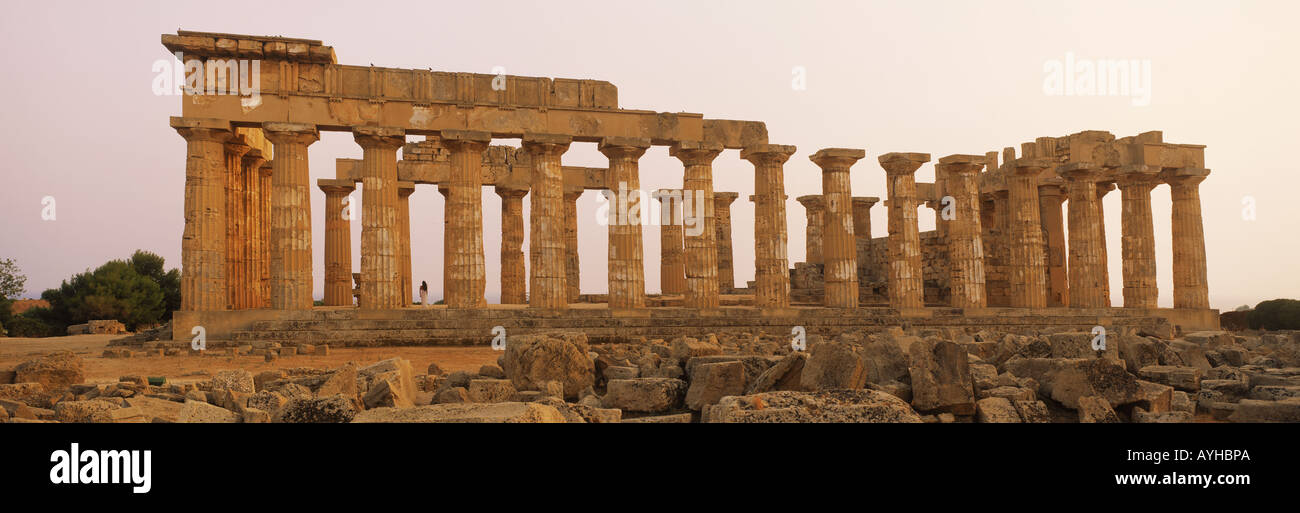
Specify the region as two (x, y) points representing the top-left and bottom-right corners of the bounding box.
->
(2, 325), (1298, 424)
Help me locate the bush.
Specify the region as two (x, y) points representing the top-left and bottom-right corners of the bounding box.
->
(1248, 299), (1300, 331)
(6, 311), (57, 338)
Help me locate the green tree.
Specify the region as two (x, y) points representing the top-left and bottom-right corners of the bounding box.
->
(128, 250), (181, 313)
(1248, 299), (1300, 331)
(0, 258), (27, 299)
(41, 260), (165, 331)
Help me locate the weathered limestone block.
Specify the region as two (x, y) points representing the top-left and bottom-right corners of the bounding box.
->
(1133, 409), (1192, 423)
(685, 361), (746, 410)
(669, 336), (722, 362)
(800, 342), (867, 391)
(908, 339), (975, 415)
(364, 377), (416, 409)
(14, 352), (84, 390)
(601, 378), (687, 413)
(1014, 400), (1052, 423)
(1077, 395), (1121, 423)
(501, 333), (595, 399)
(210, 369), (255, 394)
(1003, 357), (1140, 410)
(976, 397), (1022, 423)
(1138, 365), (1203, 392)
(747, 352), (807, 394)
(466, 379), (518, 404)
(353, 402), (566, 423)
(1228, 399), (1300, 423)
(178, 399), (240, 423)
(706, 390), (923, 423)
(54, 400), (119, 423)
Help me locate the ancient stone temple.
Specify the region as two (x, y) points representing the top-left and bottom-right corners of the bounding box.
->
(162, 31), (1218, 347)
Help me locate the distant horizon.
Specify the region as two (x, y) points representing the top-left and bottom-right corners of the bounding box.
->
(2, 0), (1297, 313)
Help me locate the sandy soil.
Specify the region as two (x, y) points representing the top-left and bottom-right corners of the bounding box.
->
(0, 334), (499, 384)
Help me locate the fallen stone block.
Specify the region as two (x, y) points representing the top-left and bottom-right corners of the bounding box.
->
(124, 396), (184, 423)
(274, 395), (359, 423)
(14, 352), (84, 390)
(602, 378), (687, 413)
(976, 397), (1022, 423)
(54, 400), (118, 423)
(364, 377), (416, 409)
(802, 342), (867, 391)
(1077, 396), (1121, 423)
(177, 400), (240, 423)
(501, 333), (595, 400)
(1013, 400), (1052, 423)
(908, 339), (975, 415)
(1133, 409), (1192, 423)
(1137, 365), (1202, 392)
(706, 389), (922, 423)
(352, 402), (566, 423)
(623, 413), (694, 423)
(1228, 399), (1300, 423)
(685, 361), (746, 410)
(466, 379), (518, 404)
(747, 352), (806, 394)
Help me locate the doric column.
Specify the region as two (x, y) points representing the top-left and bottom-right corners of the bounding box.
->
(1117, 166), (1159, 308)
(1097, 182), (1115, 306)
(1006, 157), (1052, 308)
(937, 155), (987, 309)
(398, 182), (415, 306)
(1059, 163), (1107, 308)
(879, 152), (931, 310)
(353, 126), (406, 310)
(670, 140), (723, 310)
(714, 192), (738, 293)
(258, 161), (273, 306)
(441, 130), (491, 309)
(496, 186), (529, 304)
(603, 137), (653, 309)
(437, 184), (451, 303)
(223, 137), (251, 310)
(812, 148), (866, 308)
(743, 145), (795, 309)
(655, 189), (687, 295)
(563, 187), (583, 302)
(523, 133), (572, 309)
(263, 122), (319, 310)
(240, 148), (267, 309)
(319, 179), (356, 307)
(1037, 182), (1068, 307)
(796, 195), (825, 266)
(1167, 167), (1212, 309)
(852, 197), (880, 283)
(172, 117), (233, 312)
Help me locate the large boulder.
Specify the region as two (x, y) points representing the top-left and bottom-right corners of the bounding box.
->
(669, 336), (722, 362)
(747, 352), (806, 394)
(975, 397), (1022, 423)
(501, 333), (595, 400)
(177, 400), (240, 423)
(358, 358), (415, 402)
(211, 369), (256, 394)
(125, 396), (184, 423)
(705, 389), (923, 423)
(363, 376), (416, 409)
(800, 342), (867, 390)
(466, 379), (518, 403)
(1003, 357), (1140, 410)
(602, 378), (687, 413)
(53, 400), (119, 423)
(14, 352), (84, 390)
(1077, 395), (1121, 423)
(908, 340), (975, 415)
(352, 402), (566, 423)
(685, 361), (745, 410)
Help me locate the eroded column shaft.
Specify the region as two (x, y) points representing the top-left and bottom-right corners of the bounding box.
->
(940, 158), (986, 309)
(1062, 166), (1107, 308)
(498, 188), (528, 305)
(1119, 174), (1158, 308)
(1007, 160), (1050, 308)
(173, 119), (232, 312)
(656, 190), (687, 295)
(264, 123), (318, 310)
(1170, 170), (1211, 309)
(443, 131), (490, 308)
(563, 189), (582, 302)
(524, 135), (571, 309)
(879, 152), (929, 309)
(321, 182), (355, 306)
(355, 127), (405, 310)
(605, 138), (653, 309)
(744, 145), (796, 309)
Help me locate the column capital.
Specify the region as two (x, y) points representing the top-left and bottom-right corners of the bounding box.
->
(935, 154), (985, 175)
(810, 148), (866, 170)
(263, 122), (320, 146)
(1163, 167), (1210, 187)
(258, 161), (274, 177)
(523, 133), (574, 156)
(796, 194), (825, 210)
(1096, 181), (1117, 198)
(1116, 164), (1161, 188)
(563, 187), (585, 201)
(740, 144), (796, 165)
(440, 129), (492, 151)
(242, 148), (267, 168)
(494, 186), (528, 200)
(852, 196), (881, 209)
(352, 126), (406, 150)
(714, 191), (739, 206)
(317, 178), (356, 195)
(1037, 182), (1066, 199)
(224, 137), (251, 158)
(599, 136), (651, 160)
(877, 152), (930, 175)
(1009, 157), (1056, 176)
(398, 181), (416, 198)
(669, 140), (723, 165)
(1057, 162), (1102, 181)
(171, 117), (234, 143)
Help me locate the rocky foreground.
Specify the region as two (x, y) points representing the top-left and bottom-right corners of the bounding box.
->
(2, 327), (1298, 423)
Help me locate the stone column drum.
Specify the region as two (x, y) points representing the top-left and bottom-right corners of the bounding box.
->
(258, 161), (273, 306)
(796, 195), (825, 266)
(563, 187), (583, 302)
(1059, 163), (1108, 308)
(1037, 182), (1068, 307)
(852, 197), (879, 284)
(523, 133), (573, 309)
(263, 122), (319, 310)
(496, 186), (529, 305)
(742, 144), (796, 309)
(671, 141), (723, 310)
(937, 155), (987, 309)
(319, 179), (355, 306)
(811, 148), (866, 308)
(714, 192), (738, 293)
(656, 189), (687, 295)
(441, 130), (491, 309)
(879, 152), (931, 310)
(599, 137), (652, 309)
(1117, 166), (1160, 308)
(172, 117), (233, 312)
(223, 137), (250, 310)
(353, 126), (406, 310)
(1096, 182), (1115, 306)
(240, 148), (267, 309)
(1168, 167), (1212, 309)
(1007, 157), (1053, 309)
(398, 182), (415, 306)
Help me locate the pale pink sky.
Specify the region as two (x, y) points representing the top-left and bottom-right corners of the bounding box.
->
(1, 0), (1296, 310)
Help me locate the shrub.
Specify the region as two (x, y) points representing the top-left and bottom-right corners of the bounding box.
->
(1248, 299), (1300, 331)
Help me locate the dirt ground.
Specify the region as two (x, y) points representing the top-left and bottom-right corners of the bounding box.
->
(0, 334), (500, 384)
